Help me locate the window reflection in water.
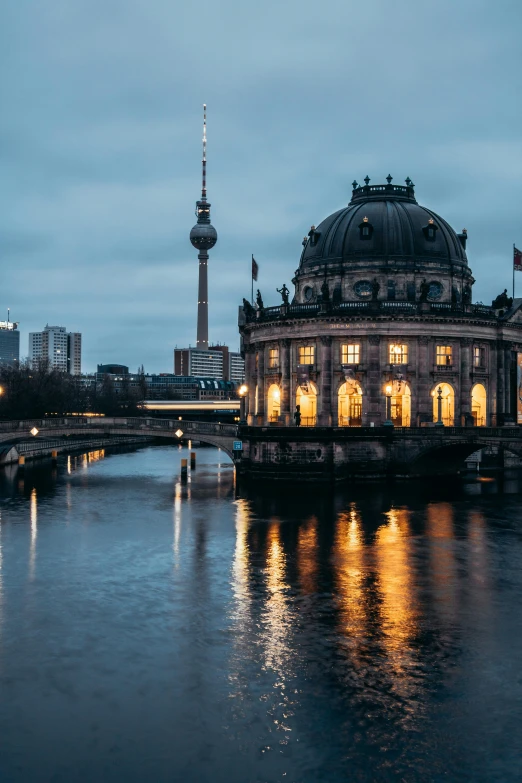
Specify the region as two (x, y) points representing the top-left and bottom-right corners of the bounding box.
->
(261, 522), (292, 676)
(29, 488), (37, 581)
(467, 511), (492, 628)
(231, 499), (251, 626)
(426, 503), (458, 626)
(374, 508), (419, 695)
(333, 506), (368, 663)
(297, 516), (318, 595)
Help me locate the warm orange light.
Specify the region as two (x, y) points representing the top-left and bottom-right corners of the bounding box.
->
(0, 386), (4, 395)
(238, 384), (248, 397)
(385, 384), (392, 395)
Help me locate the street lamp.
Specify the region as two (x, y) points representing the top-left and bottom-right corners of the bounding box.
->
(238, 384), (248, 425)
(435, 385), (444, 427)
(384, 383), (394, 428)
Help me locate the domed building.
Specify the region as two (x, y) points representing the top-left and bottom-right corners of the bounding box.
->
(239, 178), (522, 455)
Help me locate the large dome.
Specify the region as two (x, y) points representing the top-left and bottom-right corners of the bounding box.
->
(299, 178), (468, 272)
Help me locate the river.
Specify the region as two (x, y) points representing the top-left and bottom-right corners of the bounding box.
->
(0, 444), (521, 782)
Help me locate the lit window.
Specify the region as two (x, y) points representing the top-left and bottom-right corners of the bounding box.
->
(268, 347), (279, 369)
(436, 345), (452, 366)
(341, 344), (360, 364)
(474, 346), (485, 368)
(389, 344), (408, 364)
(299, 345), (315, 365)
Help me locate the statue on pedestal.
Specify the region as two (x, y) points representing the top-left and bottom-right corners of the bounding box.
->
(277, 284), (290, 305)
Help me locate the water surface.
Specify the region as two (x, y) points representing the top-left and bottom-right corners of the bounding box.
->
(0, 445), (521, 782)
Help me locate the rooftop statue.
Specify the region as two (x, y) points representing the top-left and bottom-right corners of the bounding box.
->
(492, 289), (513, 310)
(277, 284), (290, 305)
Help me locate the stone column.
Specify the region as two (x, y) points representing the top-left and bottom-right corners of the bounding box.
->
(280, 339), (291, 426)
(460, 338), (471, 425)
(497, 340), (505, 424)
(367, 335), (382, 425)
(505, 345), (514, 422)
(489, 341), (497, 426)
(318, 336), (333, 426)
(257, 344), (265, 424)
(246, 346), (256, 426)
(417, 337), (430, 425)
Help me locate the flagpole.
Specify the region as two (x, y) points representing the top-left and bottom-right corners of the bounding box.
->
(514, 243), (516, 301)
(251, 254), (254, 304)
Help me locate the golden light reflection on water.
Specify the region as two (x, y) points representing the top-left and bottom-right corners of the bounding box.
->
(333, 506), (368, 660)
(231, 499), (251, 625)
(297, 516), (318, 595)
(426, 503), (458, 625)
(261, 522), (292, 676)
(173, 481), (182, 568)
(29, 488), (37, 581)
(81, 450), (105, 472)
(374, 508), (419, 694)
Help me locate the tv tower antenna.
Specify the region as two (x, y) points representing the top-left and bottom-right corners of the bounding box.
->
(189, 104), (218, 350)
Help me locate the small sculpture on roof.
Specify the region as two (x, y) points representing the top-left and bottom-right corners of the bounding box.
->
(419, 279), (430, 302)
(277, 284), (290, 305)
(256, 289), (264, 310)
(242, 298), (255, 318)
(492, 289), (513, 310)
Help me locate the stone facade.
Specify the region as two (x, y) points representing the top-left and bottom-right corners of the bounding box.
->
(239, 180), (522, 434)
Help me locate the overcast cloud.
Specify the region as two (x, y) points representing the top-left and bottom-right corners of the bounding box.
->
(2, 0), (522, 372)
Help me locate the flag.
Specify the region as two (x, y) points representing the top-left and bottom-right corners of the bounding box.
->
(252, 255), (259, 281)
(515, 246), (522, 271)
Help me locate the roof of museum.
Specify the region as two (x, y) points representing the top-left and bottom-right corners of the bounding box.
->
(299, 177), (468, 272)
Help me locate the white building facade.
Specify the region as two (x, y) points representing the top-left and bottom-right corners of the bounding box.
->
(29, 325), (82, 375)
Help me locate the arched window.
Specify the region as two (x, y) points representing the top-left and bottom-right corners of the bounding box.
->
(384, 381), (411, 427)
(338, 382), (363, 426)
(432, 383), (454, 426)
(296, 382), (317, 426)
(471, 383), (487, 426)
(267, 384), (281, 423)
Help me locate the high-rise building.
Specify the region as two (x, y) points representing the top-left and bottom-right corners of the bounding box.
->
(189, 104), (217, 350)
(29, 325), (82, 375)
(0, 319), (20, 367)
(174, 345), (244, 381)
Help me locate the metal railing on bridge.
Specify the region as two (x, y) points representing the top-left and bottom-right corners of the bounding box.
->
(0, 417), (238, 438)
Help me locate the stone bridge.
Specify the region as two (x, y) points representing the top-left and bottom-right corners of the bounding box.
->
(0, 417), (238, 459)
(1, 418), (521, 480)
(238, 424), (522, 480)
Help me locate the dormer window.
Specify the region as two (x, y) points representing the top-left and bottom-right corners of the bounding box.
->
(358, 217), (374, 240)
(422, 218), (438, 242)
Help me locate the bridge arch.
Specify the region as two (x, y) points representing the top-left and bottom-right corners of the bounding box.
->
(0, 418), (237, 460)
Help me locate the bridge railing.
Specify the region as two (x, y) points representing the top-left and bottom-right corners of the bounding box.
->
(0, 417), (237, 438)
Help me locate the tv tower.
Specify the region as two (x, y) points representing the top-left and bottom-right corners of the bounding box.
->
(189, 104), (217, 350)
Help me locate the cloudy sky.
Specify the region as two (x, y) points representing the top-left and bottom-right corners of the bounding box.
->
(2, 0), (522, 373)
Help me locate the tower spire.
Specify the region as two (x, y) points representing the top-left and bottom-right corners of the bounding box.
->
(202, 103), (207, 200)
